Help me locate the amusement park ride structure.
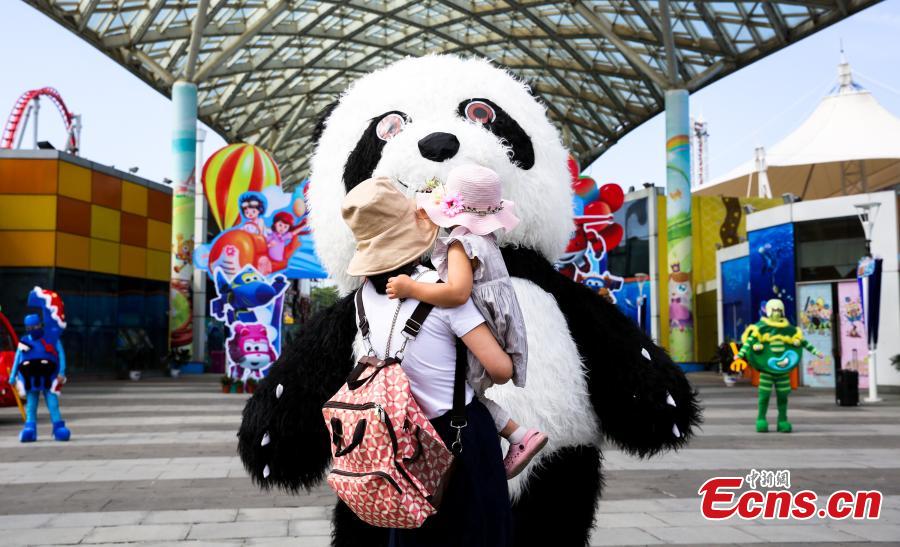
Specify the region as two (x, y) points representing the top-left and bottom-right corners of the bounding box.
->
(1, 87), (81, 155)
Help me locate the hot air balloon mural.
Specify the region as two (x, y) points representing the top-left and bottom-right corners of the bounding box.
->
(203, 144), (281, 231)
(195, 145), (326, 280)
(194, 144), (327, 388)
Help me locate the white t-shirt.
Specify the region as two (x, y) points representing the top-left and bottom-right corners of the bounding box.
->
(358, 267), (483, 419)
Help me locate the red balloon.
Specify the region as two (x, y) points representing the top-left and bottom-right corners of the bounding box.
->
(599, 223), (624, 251)
(583, 200), (611, 217)
(599, 184), (625, 212)
(572, 176), (597, 198)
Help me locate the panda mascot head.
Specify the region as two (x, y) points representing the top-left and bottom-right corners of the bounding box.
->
(308, 54), (573, 291)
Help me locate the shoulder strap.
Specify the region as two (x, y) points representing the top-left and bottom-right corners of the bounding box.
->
(355, 282), (369, 338)
(402, 299), (435, 338)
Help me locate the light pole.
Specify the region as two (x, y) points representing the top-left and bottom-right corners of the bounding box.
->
(854, 201), (881, 403)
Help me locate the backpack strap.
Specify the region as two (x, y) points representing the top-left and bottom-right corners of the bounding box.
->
(449, 339), (468, 455)
(355, 283), (369, 339)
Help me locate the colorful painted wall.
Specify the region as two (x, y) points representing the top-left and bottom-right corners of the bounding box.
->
(0, 153), (172, 280)
(692, 196), (782, 288)
(656, 195), (780, 359)
(0, 151), (173, 375)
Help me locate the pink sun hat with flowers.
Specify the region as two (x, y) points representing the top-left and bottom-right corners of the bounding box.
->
(415, 164), (519, 236)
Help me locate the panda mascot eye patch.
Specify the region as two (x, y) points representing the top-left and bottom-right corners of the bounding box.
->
(457, 98), (535, 170)
(342, 110), (410, 193)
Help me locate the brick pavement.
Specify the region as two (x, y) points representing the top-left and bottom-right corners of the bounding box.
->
(1, 373), (898, 545)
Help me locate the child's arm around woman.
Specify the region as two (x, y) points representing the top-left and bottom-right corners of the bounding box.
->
(386, 241), (473, 307)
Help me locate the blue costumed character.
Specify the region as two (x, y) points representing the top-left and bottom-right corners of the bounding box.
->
(8, 287), (70, 442)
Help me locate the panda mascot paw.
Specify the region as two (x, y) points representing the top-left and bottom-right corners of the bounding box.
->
(238, 54), (702, 547)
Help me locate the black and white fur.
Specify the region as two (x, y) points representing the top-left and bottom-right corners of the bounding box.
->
(238, 55), (701, 546)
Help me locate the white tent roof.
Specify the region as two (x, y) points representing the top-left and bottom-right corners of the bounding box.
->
(695, 61), (900, 199)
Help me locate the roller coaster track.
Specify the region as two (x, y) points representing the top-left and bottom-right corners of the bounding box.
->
(1, 87), (78, 153)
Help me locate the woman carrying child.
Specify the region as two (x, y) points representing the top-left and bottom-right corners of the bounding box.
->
(387, 164), (548, 478)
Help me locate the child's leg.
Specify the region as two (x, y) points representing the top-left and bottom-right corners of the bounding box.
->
(477, 393), (511, 434)
(478, 393), (531, 444)
(499, 419), (519, 439)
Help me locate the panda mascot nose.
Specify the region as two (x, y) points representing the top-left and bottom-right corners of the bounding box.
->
(418, 132), (460, 162)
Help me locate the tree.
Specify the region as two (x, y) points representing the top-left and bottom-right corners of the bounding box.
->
(310, 285), (339, 316)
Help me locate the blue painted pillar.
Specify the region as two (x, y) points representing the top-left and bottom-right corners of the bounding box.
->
(665, 89), (694, 362)
(169, 81), (197, 357)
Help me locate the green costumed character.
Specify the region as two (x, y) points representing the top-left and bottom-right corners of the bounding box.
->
(731, 299), (822, 433)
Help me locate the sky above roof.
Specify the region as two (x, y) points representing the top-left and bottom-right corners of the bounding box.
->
(1, 1), (898, 190)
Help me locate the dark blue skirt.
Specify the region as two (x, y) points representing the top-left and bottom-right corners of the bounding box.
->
(389, 399), (512, 547)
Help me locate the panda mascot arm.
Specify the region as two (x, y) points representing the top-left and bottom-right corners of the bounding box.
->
(502, 246), (702, 456)
(237, 294), (358, 489)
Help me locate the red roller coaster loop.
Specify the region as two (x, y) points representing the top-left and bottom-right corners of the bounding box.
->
(1, 87), (78, 153)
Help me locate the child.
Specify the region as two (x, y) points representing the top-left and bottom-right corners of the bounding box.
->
(386, 164), (547, 478)
(239, 193), (268, 236)
(267, 211), (297, 262)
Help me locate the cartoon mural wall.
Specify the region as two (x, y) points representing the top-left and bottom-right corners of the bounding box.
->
(721, 255), (751, 343)
(838, 280), (869, 388)
(193, 144), (326, 386)
(749, 223), (797, 324)
(798, 283), (835, 388)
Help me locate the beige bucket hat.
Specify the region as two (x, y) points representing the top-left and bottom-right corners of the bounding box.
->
(342, 177), (439, 276)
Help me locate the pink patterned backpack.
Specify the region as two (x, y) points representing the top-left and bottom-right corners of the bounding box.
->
(322, 282), (464, 528)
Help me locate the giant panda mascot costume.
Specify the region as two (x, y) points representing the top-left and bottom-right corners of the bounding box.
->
(238, 55), (701, 546)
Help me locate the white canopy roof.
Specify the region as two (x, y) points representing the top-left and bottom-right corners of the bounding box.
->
(695, 60), (900, 199)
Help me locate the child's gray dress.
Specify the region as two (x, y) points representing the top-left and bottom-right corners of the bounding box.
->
(432, 227), (528, 431)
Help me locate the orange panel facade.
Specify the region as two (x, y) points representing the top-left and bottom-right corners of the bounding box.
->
(1, 155), (171, 281)
(56, 195), (92, 237)
(91, 170), (122, 209)
(147, 189), (172, 222)
(120, 211), (148, 247)
(0, 158), (58, 194)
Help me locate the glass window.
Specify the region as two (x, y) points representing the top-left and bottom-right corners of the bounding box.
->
(0, 268), (52, 330)
(796, 217), (866, 282)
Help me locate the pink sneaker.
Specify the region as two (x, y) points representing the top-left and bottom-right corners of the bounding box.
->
(503, 429), (548, 479)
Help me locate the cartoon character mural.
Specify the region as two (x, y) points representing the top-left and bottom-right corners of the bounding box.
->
(838, 281), (869, 388)
(669, 263), (693, 332)
(227, 323), (278, 383)
(194, 144), (327, 387)
(731, 299), (822, 432)
(173, 234), (194, 274)
(211, 267), (288, 325)
(7, 287), (70, 442)
(209, 266), (288, 382)
(195, 181), (325, 280)
(798, 284), (836, 388)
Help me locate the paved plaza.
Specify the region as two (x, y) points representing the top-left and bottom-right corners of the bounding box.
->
(1, 373), (898, 546)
